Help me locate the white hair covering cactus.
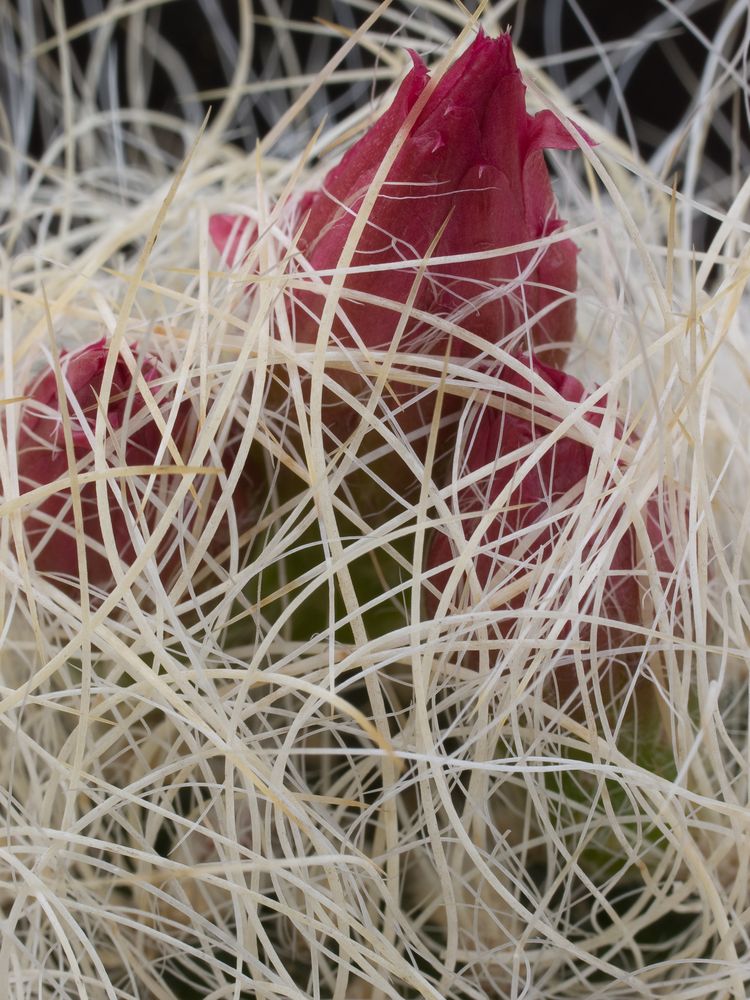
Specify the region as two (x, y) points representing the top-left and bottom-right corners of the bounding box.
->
(1, 2), (749, 998)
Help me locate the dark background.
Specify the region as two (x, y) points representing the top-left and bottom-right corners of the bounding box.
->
(2, 0), (732, 154)
(138, 0), (728, 142)
(2, 0), (744, 256)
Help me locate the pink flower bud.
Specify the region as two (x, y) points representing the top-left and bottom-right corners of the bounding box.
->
(211, 32), (582, 364)
(426, 356), (677, 700)
(18, 338), (190, 589)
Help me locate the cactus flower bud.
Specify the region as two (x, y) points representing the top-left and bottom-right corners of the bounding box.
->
(426, 356), (677, 702)
(212, 31), (582, 365)
(17, 338), (189, 589)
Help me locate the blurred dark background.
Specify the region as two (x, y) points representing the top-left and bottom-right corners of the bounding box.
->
(2, 0), (746, 256)
(2, 0), (737, 155)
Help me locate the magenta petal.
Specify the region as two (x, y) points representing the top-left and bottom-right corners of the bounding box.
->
(418, 32), (516, 128)
(520, 148), (560, 237)
(298, 58), (429, 252)
(479, 71), (531, 195)
(292, 104), (485, 349)
(532, 233), (578, 359)
(209, 213), (239, 254)
(209, 213), (256, 266)
(437, 163), (529, 352)
(525, 109), (590, 154)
